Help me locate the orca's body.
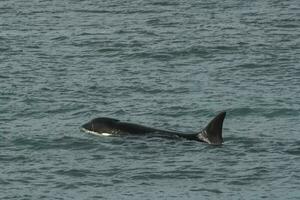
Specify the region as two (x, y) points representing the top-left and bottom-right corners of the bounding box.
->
(81, 112), (226, 145)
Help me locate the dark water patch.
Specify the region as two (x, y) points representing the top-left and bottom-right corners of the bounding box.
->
(131, 170), (207, 180)
(90, 195), (105, 199)
(51, 35), (69, 41)
(0, 7), (13, 15)
(97, 47), (122, 53)
(189, 188), (223, 194)
(71, 9), (113, 14)
(128, 51), (174, 61)
(45, 104), (82, 115)
(228, 107), (299, 119)
(262, 108), (300, 118)
(72, 8), (162, 15)
(62, 54), (100, 59)
(0, 74), (9, 79)
(111, 179), (125, 184)
(91, 154), (106, 160)
(167, 46), (211, 58)
(235, 63), (267, 69)
(11, 136), (100, 151)
(15, 9), (66, 16)
(113, 109), (127, 115)
(78, 32), (100, 36)
(228, 107), (262, 117)
(25, 44), (41, 49)
(54, 169), (92, 178)
(0, 179), (10, 185)
(127, 46), (212, 61)
(53, 182), (80, 190)
(50, 136), (103, 151)
(149, 1), (180, 7)
(284, 141), (300, 156)
(215, 45), (240, 51)
(225, 136), (263, 148)
(0, 154), (27, 162)
(0, 47), (10, 52)
(285, 148), (300, 156)
(275, 24), (299, 29)
(6, 177), (36, 184)
(229, 171), (272, 186)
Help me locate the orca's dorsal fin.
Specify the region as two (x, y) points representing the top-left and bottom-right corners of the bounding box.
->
(198, 112), (226, 145)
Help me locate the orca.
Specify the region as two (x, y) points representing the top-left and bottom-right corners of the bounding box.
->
(81, 111), (226, 145)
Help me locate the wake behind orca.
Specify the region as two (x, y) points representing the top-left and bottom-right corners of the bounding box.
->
(81, 112), (226, 145)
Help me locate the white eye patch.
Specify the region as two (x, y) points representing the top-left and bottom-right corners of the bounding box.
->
(81, 128), (112, 136)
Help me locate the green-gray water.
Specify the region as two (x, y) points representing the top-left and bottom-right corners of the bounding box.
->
(1, 0), (299, 199)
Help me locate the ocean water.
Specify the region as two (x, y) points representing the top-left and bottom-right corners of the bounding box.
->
(1, 0), (300, 199)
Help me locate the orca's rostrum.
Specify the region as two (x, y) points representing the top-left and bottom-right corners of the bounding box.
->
(81, 112), (226, 145)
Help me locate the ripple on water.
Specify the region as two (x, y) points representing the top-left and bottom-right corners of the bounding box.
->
(1, 0), (300, 199)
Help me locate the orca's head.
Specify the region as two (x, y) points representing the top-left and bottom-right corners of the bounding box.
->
(81, 117), (120, 134)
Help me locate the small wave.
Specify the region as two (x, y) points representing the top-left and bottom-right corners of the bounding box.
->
(72, 9), (112, 14)
(262, 108), (300, 118)
(228, 107), (299, 118)
(54, 169), (92, 177)
(12, 136), (98, 151)
(148, 1), (180, 6)
(189, 188), (223, 193)
(228, 107), (259, 117)
(0, 155), (27, 162)
(284, 141), (300, 156)
(51, 36), (69, 41)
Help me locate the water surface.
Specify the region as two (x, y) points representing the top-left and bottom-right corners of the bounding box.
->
(1, 0), (299, 199)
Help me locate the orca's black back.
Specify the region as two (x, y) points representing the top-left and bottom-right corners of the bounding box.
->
(116, 122), (163, 135)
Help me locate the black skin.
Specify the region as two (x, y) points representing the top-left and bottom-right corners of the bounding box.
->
(82, 118), (199, 140)
(81, 112), (226, 145)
